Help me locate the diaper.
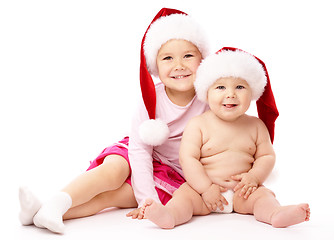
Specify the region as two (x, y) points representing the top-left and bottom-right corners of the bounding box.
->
(213, 189), (234, 213)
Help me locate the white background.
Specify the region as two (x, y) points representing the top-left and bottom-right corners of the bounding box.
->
(1, 0), (333, 239)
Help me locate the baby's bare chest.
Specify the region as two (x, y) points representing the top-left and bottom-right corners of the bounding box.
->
(201, 126), (257, 158)
(200, 131), (256, 182)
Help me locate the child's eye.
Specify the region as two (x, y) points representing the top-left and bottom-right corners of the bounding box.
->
(162, 56), (172, 60)
(216, 86), (225, 90)
(236, 85), (245, 89)
(184, 54), (194, 58)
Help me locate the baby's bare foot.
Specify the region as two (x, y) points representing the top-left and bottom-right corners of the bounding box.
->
(271, 203), (310, 228)
(143, 198), (175, 229)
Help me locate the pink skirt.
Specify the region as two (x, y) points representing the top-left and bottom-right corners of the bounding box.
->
(87, 137), (185, 205)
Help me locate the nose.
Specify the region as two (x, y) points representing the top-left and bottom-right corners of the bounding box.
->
(174, 58), (185, 71)
(226, 89), (236, 98)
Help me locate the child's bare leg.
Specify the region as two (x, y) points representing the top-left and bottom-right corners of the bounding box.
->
(64, 182), (137, 220)
(63, 155), (130, 207)
(33, 154), (130, 233)
(142, 183), (209, 229)
(234, 186), (310, 228)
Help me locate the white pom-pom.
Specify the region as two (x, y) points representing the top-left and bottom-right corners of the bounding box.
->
(139, 119), (170, 146)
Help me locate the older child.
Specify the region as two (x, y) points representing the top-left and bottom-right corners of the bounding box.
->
(141, 48), (310, 229)
(18, 8), (210, 233)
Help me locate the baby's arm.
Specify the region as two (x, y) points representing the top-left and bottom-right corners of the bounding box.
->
(233, 119), (276, 198)
(250, 119), (276, 183)
(180, 118), (227, 211)
(179, 118), (211, 193)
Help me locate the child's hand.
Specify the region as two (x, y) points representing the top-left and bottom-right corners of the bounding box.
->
(126, 207), (145, 219)
(201, 184), (228, 212)
(231, 173), (259, 199)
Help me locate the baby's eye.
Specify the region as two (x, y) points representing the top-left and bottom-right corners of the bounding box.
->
(236, 85), (245, 89)
(162, 56), (172, 60)
(216, 86), (225, 90)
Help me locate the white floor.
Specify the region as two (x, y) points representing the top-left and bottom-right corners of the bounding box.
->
(7, 208), (333, 240)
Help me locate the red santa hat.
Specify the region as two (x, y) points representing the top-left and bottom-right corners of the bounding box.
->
(195, 47), (279, 142)
(139, 8), (209, 146)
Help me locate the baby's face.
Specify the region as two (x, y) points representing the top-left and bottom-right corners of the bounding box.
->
(207, 77), (252, 121)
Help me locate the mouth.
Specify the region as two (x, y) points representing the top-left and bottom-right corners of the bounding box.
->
(223, 104), (238, 108)
(171, 74), (191, 79)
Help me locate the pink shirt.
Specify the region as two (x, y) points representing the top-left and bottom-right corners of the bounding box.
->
(128, 82), (208, 206)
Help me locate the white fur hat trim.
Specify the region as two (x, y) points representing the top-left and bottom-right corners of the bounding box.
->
(144, 14), (209, 77)
(195, 50), (267, 102)
(139, 119), (170, 146)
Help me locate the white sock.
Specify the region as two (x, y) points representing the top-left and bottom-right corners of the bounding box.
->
(33, 192), (72, 234)
(19, 186), (42, 225)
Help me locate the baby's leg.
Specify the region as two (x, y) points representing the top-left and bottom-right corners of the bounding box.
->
(234, 186), (310, 227)
(142, 183), (210, 229)
(141, 199), (176, 229)
(270, 204), (310, 228)
(19, 186), (42, 225)
(33, 154), (131, 233)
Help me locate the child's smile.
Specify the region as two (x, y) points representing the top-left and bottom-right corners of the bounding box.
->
(170, 74), (192, 79)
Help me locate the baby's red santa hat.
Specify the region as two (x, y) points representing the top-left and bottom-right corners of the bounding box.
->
(195, 47), (279, 142)
(139, 8), (209, 146)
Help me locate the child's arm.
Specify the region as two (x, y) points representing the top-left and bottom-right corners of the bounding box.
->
(180, 118), (227, 211)
(232, 119), (276, 198)
(128, 102), (161, 209)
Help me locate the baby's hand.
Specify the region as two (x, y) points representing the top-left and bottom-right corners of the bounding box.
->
(201, 184), (228, 212)
(231, 173), (259, 199)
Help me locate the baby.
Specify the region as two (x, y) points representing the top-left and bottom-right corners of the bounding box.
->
(141, 48), (310, 229)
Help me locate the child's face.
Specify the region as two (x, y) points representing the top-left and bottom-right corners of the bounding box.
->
(207, 77), (252, 121)
(156, 39), (202, 100)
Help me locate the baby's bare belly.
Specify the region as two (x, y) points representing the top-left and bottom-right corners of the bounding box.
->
(200, 151), (254, 189)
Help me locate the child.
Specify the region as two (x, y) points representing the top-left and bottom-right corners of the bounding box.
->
(127, 8), (210, 214)
(18, 8), (210, 234)
(141, 47), (310, 229)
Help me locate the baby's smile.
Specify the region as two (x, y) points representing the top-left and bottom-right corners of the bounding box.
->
(223, 104), (238, 108)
